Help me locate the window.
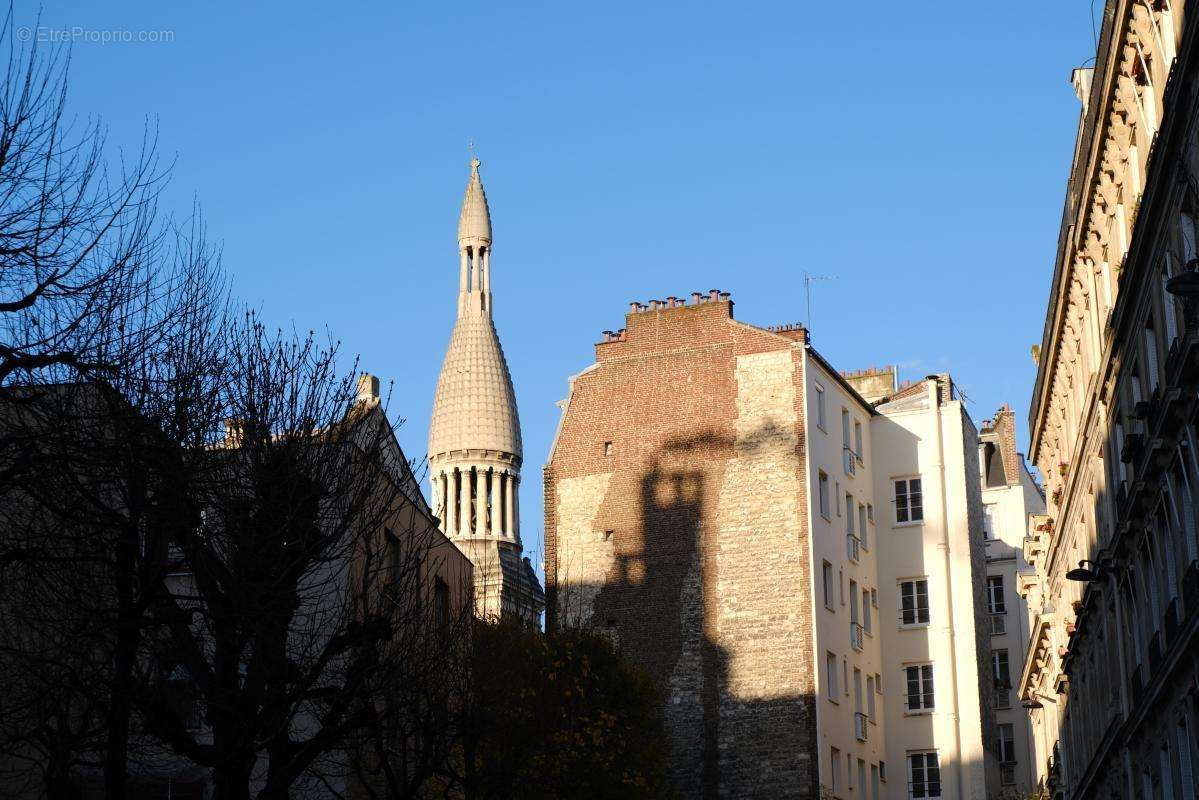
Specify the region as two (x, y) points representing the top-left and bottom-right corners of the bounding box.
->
(983, 504), (998, 540)
(859, 504), (869, 549)
(823, 561), (835, 609)
(603, 441), (613, 456)
(876, 672), (883, 693)
(815, 383), (827, 430)
(842, 408), (851, 448)
(900, 579), (930, 626)
(871, 588), (878, 608)
(819, 471), (830, 518)
(831, 747), (841, 793)
(996, 723), (1017, 769)
(992, 649), (1011, 708)
(603, 529), (613, 541)
(907, 752), (941, 799)
(866, 675), (876, 720)
(847, 750), (855, 789)
(987, 576), (1006, 615)
(842, 657), (849, 697)
(992, 649), (1011, 692)
(905, 664), (935, 712)
(434, 577), (451, 634)
(847, 495), (856, 535)
(871, 764), (881, 800)
(863, 588), (872, 634)
(895, 478), (924, 523)
(1178, 717), (1195, 797)
(854, 420), (863, 461)
(857, 759), (867, 796)
(867, 502), (875, 523)
(826, 652), (838, 700)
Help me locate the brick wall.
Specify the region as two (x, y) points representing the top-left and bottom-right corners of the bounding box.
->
(545, 298), (820, 798)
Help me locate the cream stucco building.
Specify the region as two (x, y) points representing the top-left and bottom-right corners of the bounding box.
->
(1020, 2), (1199, 798)
(976, 406), (1046, 796)
(428, 159), (543, 623)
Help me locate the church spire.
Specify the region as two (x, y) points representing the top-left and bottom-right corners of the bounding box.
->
(457, 157), (493, 316)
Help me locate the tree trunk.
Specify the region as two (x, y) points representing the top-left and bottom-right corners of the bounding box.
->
(104, 527), (139, 800)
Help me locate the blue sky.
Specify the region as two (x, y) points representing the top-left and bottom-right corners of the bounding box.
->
(23, 2), (1098, 567)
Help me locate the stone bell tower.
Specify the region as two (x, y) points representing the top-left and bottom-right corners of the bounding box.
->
(427, 158), (543, 623)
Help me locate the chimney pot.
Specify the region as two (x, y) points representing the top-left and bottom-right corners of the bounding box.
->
(629, 302), (639, 312)
(691, 292), (702, 304)
(709, 289), (719, 300)
(602, 330), (614, 341)
(719, 292), (731, 301)
(667, 296), (678, 307)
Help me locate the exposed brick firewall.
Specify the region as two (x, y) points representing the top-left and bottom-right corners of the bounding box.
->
(545, 298), (819, 799)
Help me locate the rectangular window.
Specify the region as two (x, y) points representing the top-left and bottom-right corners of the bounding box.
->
(842, 408), (851, 448)
(826, 652), (838, 700)
(987, 576), (1006, 615)
(867, 502), (874, 523)
(831, 747), (841, 793)
(900, 579), (930, 625)
(815, 383), (827, 430)
(819, 471), (830, 518)
(983, 504), (998, 540)
(895, 478), (924, 523)
(991, 649), (1011, 691)
(907, 751), (941, 799)
(850, 580), (860, 623)
(847, 495), (856, 535)
(871, 764), (881, 800)
(996, 723), (1016, 765)
(863, 588), (872, 634)
(866, 675), (876, 719)
(854, 420), (863, 461)
(858, 759), (867, 797)
(992, 649), (1011, 708)
(859, 504), (869, 549)
(905, 664), (935, 711)
(823, 561), (835, 609)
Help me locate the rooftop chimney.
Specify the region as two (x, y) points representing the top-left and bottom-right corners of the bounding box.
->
(357, 373), (380, 405)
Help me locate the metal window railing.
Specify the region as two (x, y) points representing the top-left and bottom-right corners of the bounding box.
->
(847, 534), (861, 563)
(854, 711), (868, 741)
(990, 614), (1006, 636)
(851, 622), (864, 651)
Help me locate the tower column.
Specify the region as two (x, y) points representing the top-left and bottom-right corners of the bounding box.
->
(505, 471), (515, 538)
(511, 474), (520, 541)
(445, 469), (458, 536)
(485, 467), (496, 535)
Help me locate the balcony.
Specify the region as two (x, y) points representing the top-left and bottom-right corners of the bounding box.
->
(999, 762), (1017, 786)
(993, 687), (1011, 709)
(843, 446), (857, 476)
(854, 711), (868, 742)
(990, 614), (1006, 636)
(847, 534), (861, 563)
(850, 622), (864, 651)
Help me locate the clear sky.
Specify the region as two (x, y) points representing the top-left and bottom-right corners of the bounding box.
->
(22, 1), (1099, 569)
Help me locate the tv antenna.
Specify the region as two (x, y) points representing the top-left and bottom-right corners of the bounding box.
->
(804, 272), (837, 330)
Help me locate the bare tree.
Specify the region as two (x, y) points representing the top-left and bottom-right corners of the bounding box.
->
(0, 10), (163, 393)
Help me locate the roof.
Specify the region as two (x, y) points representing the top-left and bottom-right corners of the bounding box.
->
(457, 157), (492, 245)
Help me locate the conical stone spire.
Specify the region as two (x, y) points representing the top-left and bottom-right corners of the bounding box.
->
(427, 158), (541, 622)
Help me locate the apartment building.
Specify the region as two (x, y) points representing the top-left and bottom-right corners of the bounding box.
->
(1021, 1), (1199, 797)
(976, 407), (1046, 796)
(543, 293), (997, 799)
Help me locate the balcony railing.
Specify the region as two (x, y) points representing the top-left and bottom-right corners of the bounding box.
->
(999, 762), (1017, 786)
(854, 711), (868, 741)
(850, 622), (864, 651)
(993, 685), (1010, 709)
(847, 534), (861, 563)
(843, 446), (857, 476)
(989, 614), (1006, 636)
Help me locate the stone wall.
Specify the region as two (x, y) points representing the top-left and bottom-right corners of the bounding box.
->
(545, 297), (820, 798)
